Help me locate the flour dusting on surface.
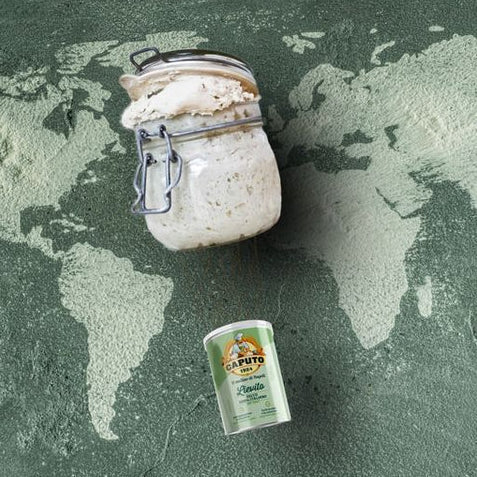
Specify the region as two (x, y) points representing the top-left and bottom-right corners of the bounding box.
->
(25, 227), (63, 260)
(275, 163), (420, 348)
(302, 31), (326, 39)
(59, 243), (173, 440)
(0, 33), (201, 439)
(55, 41), (118, 74)
(282, 32), (325, 54)
(0, 70), (118, 247)
(273, 35), (477, 348)
(417, 276), (433, 318)
(370, 40), (396, 65)
(0, 30), (207, 250)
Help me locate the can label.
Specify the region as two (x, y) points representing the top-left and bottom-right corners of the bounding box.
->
(205, 324), (290, 434)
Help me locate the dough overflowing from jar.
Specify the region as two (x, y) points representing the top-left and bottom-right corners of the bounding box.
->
(119, 67), (281, 250)
(121, 74), (258, 129)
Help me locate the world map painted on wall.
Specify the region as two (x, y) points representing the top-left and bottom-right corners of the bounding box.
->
(1, 28), (476, 442)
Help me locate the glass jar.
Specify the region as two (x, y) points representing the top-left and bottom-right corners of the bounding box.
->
(119, 48), (281, 251)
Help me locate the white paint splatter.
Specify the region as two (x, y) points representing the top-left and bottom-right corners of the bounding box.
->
(275, 163), (420, 348)
(25, 226), (64, 260)
(282, 33), (324, 54)
(302, 31), (326, 39)
(50, 218), (94, 233)
(55, 41), (118, 74)
(275, 35), (477, 347)
(429, 25), (445, 32)
(0, 30), (207, 251)
(0, 70), (119, 247)
(81, 170), (98, 184)
(0, 32), (206, 439)
(59, 243), (173, 440)
(417, 276), (432, 317)
(370, 40), (396, 65)
(267, 104), (285, 132)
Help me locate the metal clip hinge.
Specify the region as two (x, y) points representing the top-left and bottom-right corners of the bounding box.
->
(130, 116), (263, 215)
(131, 126), (183, 215)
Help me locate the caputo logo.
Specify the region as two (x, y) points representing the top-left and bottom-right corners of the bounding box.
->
(222, 332), (266, 376)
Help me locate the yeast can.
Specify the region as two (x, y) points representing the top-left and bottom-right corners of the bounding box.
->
(203, 320), (291, 435)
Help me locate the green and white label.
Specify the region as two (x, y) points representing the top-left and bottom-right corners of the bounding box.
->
(205, 325), (291, 435)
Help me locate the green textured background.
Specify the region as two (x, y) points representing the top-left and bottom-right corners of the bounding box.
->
(1, 1), (477, 476)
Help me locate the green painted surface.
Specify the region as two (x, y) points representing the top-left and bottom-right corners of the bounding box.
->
(1, 1), (477, 475)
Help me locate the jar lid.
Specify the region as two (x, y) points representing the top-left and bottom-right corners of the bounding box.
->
(203, 320), (273, 348)
(121, 47), (259, 100)
(130, 47), (254, 77)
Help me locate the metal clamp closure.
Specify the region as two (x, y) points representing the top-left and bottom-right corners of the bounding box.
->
(131, 116), (263, 215)
(129, 47), (160, 72)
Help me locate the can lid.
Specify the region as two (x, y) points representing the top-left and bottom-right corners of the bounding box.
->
(203, 320), (273, 347)
(129, 47), (254, 77)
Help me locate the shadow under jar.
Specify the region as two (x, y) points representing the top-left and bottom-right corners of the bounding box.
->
(120, 48), (281, 251)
